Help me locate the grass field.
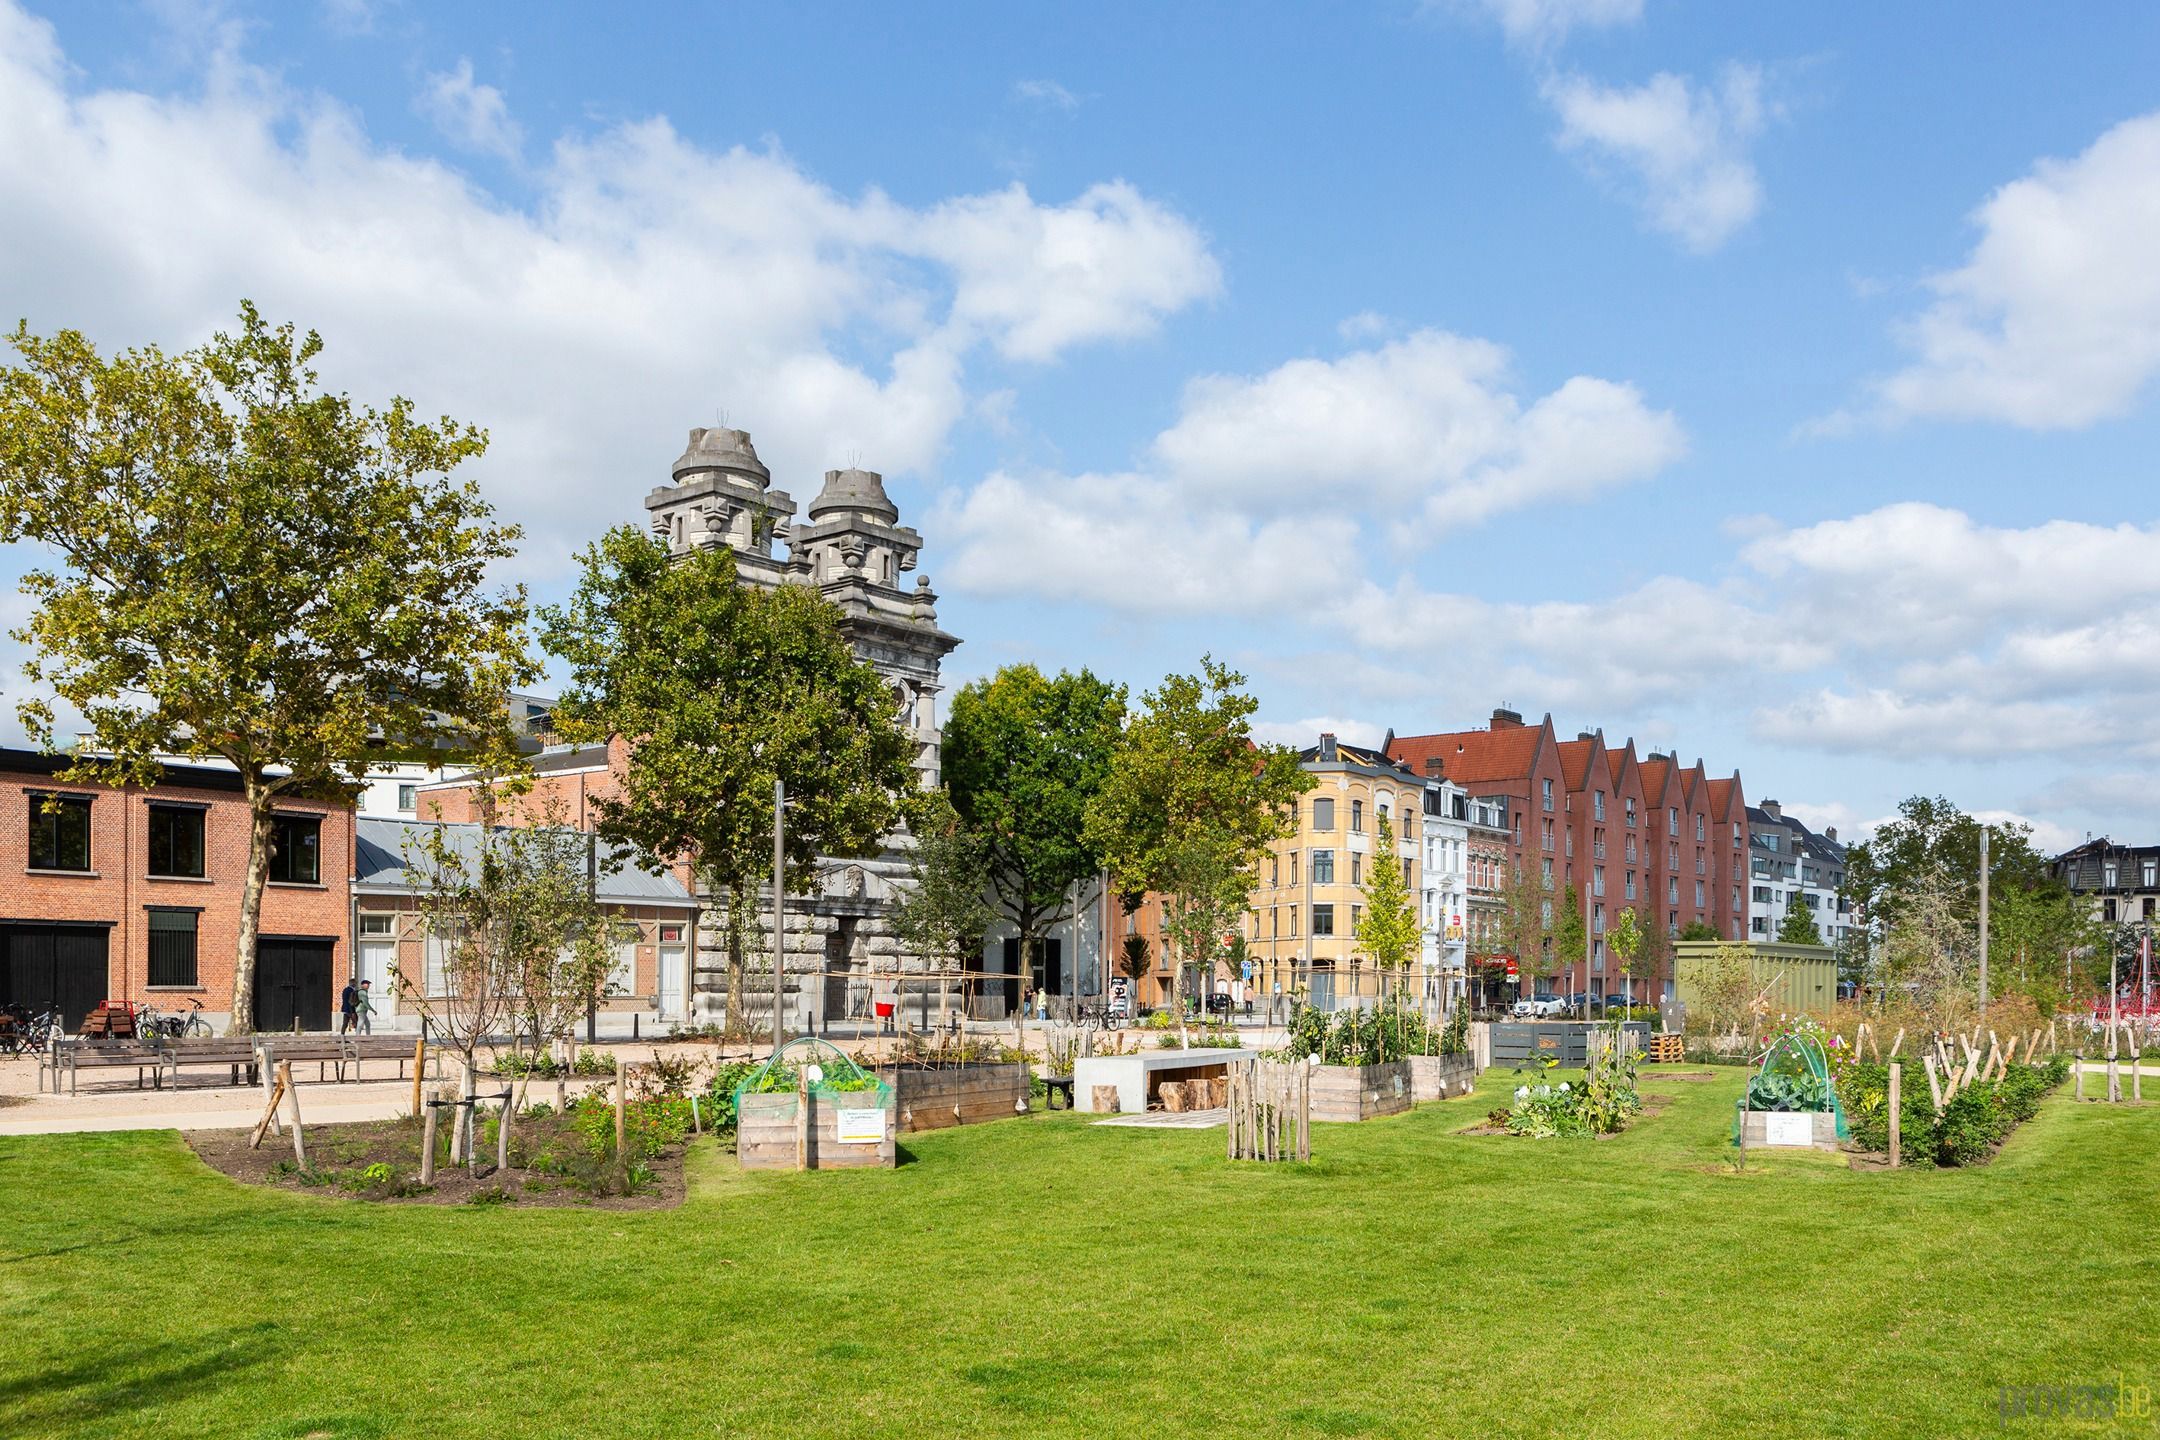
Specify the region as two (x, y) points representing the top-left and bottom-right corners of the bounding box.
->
(1, 1066), (2154, 1439)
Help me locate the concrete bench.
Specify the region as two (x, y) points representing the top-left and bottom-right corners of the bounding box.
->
(1071, 1046), (1256, 1114)
(41, 1040), (176, 1095)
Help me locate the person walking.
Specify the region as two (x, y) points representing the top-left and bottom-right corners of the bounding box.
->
(355, 979), (375, 1036)
(339, 978), (359, 1035)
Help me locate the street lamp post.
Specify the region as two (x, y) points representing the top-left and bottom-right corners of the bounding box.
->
(771, 778), (786, 1052)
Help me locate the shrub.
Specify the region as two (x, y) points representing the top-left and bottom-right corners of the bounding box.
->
(1836, 1057), (2068, 1166)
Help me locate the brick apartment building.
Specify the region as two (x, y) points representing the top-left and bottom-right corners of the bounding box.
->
(2, 749), (352, 1031)
(1388, 709), (1747, 1002)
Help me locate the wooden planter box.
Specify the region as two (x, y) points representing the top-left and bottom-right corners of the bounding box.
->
(1308, 1060), (1413, 1122)
(737, 1089), (897, 1171)
(1408, 1053), (1478, 1103)
(1737, 1107), (1839, 1151)
(887, 1063), (1032, 1133)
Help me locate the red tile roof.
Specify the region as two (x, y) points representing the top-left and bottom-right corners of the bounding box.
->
(1389, 724), (1546, 785)
(1637, 756), (1673, 803)
(1706, 776), (1741, 818)
(1556, 738), (1606, 790)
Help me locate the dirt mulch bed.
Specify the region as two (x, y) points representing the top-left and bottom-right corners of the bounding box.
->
(185, 1113), (695, 1209)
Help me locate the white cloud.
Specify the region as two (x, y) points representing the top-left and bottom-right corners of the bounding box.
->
(0, 0), (1218, 575)
(1771, 800), (1884, 844)
(416, 59), (521, 161)
(1011, 78), (1080, 114)
(1250, 717), (1387, 751)
(1460, 0), (1643, 50)
(911, 181), (1223, 363)
(938, 470), (1357, 616)
(1857, 110), (2160, 429)
(1544, 64), (1769, 253)
(1151, 330), (1684, 522)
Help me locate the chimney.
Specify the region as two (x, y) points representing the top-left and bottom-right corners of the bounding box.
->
(1577, 731), (1596, 743)
(1318, 733), (1338, 761)
(1491, 706), (1524, 729)
(1824, 826), (1838, 842)
(1423, 758), (1444, 776)
(1761, 799), (1782, 820)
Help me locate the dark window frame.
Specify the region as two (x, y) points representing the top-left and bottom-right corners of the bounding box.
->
(268, 813), (323, 885)
(1311, 903), (1335, 937)
(146, 802), (207, 879)
(26, 790), (94, 872)
(146, 906), (201, 988)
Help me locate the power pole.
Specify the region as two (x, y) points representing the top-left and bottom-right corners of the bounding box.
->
(1977, 827), (1990, 1025)
(770, 778), (786, 1051)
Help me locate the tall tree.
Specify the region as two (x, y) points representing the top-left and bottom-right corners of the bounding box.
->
(541, 528), (918, 1036)
(1552, 883), (1588, 983)
(1356, 811), (1421, 983)
(0, 306), (529, 1032)
(1493, 861), (1552, 995)
(944, 665), (1125, 997)
(889, 794), (997, 1030)
(1083, 658), (1310, 1039)
(1775, 902), (1825, 946)
(1609, 906), (1646, 1003)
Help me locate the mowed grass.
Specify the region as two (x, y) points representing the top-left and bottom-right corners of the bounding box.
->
(1, 1068), (2154, 1440)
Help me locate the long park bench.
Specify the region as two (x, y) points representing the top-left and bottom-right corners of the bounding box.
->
(41, 1034), (443, 1094)
(38, 1040), (176, 1095)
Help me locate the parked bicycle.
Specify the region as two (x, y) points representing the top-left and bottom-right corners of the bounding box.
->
(0, 1005), (63, 1055)
(136, 998), (212, 1040)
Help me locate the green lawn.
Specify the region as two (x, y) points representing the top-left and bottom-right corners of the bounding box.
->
(1, 1068), (2154, 1439)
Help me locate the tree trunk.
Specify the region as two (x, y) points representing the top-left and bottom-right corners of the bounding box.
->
(228, 780), (276, 1034)
(725, 897), (746, 1037)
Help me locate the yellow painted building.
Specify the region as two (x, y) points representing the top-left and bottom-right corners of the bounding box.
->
(1247, 735), (1423, 1012)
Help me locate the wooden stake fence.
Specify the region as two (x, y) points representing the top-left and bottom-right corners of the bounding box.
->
(1226, 1058), (1310, 1163)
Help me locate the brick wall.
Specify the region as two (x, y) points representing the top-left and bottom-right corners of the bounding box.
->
(2, 754), (351, 1024)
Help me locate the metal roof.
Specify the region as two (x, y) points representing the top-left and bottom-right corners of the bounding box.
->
(353, 817), (698, 908)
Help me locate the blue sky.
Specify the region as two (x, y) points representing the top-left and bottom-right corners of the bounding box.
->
(4, 0), (2160, 851)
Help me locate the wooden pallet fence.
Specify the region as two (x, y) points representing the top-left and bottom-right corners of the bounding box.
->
(1227, 1059), (1310, 1162)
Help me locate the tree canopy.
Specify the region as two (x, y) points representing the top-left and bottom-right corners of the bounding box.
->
(944, 664), (1125, 967)
(1775, 902), (1824, 946)
(0, 305), (530, 1031)
(1083, 658), (1310, 1028)
(1355, 811), (1420, 973)
(540, 527), (918, 1031)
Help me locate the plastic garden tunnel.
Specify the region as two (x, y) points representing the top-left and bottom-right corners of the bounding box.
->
(1735, 1029), (1849, 1140)
(733, 1036), (892, 1115)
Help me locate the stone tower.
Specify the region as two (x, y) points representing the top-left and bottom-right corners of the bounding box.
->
(641, 426), (963, 1028)
(644, 427), (958, 787)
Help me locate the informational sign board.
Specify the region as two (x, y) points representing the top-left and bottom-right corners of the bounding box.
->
(1240, 960), (1254, 982)
(1761, 1112), (1813, 1147)
(836, 1108), (887, 1144)
(1107, 976), (1131, 1016)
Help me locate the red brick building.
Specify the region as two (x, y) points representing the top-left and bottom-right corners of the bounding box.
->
(1388, 710), (1749, 1002)
(2, 750), (352, 1031)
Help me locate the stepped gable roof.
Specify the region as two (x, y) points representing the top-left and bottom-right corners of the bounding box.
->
(1637, 755), (1674, 804)
(1389, 719), (1548, 786)
(806, 466), (900, 523)
(1555, 738), (1594, 788)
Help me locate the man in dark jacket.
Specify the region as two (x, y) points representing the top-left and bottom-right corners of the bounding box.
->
(339, 979), (360, 1035)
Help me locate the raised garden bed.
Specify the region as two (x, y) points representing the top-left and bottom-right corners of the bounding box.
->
(1409, 1053), (1478, 1102)
(737, 1089), (897, 1170)
(1309, 1059), (1412, 1122)
(1737, 1108), (1840, 1150)
(884, 1062), (1031, 1133)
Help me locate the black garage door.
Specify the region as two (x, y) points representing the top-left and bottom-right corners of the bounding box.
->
(254, 937), (336, 1033)
(2, 924), (111, 1031)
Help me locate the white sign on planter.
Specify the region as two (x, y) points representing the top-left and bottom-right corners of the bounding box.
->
(1761, 1111), (1813, 1146)
(836, 1108), (887, 1144)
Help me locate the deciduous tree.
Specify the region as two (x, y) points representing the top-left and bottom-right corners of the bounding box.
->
(889, 794), (997, 1029)
(1775, 902), (1824, 946)
(0, 306), (529, 1032)
(944, 665), (1125, 999)
(541, 528), (918, 1037)
(1083, 658), (1310, 1041)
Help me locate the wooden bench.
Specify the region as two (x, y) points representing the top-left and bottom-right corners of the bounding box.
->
(155, 1035), (440, 1088)
(41, 1040), (176, 1095)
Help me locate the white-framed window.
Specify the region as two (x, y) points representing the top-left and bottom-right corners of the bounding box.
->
(1593, 791), (1605, 821)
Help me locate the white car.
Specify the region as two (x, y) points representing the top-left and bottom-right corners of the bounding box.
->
(1511, 995), (1566, 1018)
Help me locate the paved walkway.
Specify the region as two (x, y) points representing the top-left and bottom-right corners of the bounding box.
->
(1093, 1108), (1227, 1129)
